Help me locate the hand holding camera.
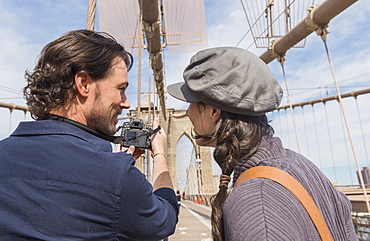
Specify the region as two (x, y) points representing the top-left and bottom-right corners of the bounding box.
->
(119, 118), (160, 150)
(150, 117), (167, 157)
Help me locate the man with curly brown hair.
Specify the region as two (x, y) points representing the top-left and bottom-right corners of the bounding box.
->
(0, 30), (177, 240)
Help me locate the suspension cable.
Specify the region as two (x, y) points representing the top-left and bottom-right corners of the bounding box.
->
(311, 105), (323, 169)
(355, 97), (370, 168)
(8, 109), (13, 134)
(301, 106), (310, 158)
(284, 108), (291, 147)
(279, 56), (302, 153)
(337, 103), (353, 184)
(86, 0), (96, 30)
(318, 25), (370, 213)
(277, 110), (283, 140)
(323, 102), (338, 184)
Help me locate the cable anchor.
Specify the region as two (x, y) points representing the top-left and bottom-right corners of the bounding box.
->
(269, 39), (287, 67)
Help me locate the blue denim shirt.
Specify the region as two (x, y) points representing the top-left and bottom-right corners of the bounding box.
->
(0, 120), (178, 240)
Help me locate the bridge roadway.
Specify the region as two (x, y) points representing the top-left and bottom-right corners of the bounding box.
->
(167, 200), (212, 241)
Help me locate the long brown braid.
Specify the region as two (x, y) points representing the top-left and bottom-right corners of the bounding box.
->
(193, 102), (271, 241)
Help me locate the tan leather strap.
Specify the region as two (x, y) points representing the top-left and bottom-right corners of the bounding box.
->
(235, 166), (333, 241)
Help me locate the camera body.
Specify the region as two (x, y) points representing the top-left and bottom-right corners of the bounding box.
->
(119, 118), (152, 149)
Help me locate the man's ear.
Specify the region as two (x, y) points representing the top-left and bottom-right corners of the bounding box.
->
(75, 71), (91, 98)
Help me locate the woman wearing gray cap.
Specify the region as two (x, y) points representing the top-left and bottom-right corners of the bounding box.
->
(167, 47), (357, 241)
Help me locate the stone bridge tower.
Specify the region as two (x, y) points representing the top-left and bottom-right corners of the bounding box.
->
(165, 108), (216, 197)
(127, 102), (217, 200)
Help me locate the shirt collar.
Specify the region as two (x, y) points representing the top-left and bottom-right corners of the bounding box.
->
(11, 120), (114, 152)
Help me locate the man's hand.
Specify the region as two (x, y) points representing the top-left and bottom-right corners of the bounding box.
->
(126, 145), (145, 159)
(116, 144), (144, 160)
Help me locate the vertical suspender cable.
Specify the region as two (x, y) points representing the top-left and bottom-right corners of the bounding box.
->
(284, 108), (291, 147)
(137, 10), (143, 119)
(323, 103), (338, 184)
(301, 106), (310, 158)
(311, 105), (323, 169)
(147, 53), (152, 182)
(355, 96), (370, 167)
(86, 0), (96, 30)
(148, 64), (152, 124)
(8, 109), (13, 134)
(338, 104), (354, 184)
(320, 28), (370, 212)
(355, 97), (370, 168)
(277, 110), (283, 138)
(280, 61), (301, 153)
(137, 1), (146, 178)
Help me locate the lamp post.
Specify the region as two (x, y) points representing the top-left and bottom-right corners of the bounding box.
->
(195, 158), (203, 204)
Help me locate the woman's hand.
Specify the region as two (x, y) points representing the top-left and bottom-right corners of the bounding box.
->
(150, 117), (167, 156)
(149, 117), (173, 191)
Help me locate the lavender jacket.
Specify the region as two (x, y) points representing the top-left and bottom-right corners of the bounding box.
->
(224, 134), (357, 241)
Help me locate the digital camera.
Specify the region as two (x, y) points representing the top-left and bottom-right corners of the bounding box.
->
(119, 118), (152, 149)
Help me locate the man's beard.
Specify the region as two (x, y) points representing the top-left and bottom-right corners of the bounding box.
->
(86, 87), (119, 135)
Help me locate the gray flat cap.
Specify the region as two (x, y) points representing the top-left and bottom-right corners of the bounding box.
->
(167, 47), (283, 116)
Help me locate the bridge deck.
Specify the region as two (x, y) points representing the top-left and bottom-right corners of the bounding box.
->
(168, 200), (212, 241)
(168, 195), (369, 240)
(335, 187), (370, 213)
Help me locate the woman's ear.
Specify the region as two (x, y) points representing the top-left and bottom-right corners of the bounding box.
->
(75, 71), (91, 98)
(211, 107), (221, 122)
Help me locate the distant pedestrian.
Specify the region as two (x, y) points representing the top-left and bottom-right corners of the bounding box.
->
(167, 47), (357, 241)
(176, 190), (181, 214)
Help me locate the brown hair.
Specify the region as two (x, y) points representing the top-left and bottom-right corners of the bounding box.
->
(193, 102), (271, 241)
(24, 30), (133, 120)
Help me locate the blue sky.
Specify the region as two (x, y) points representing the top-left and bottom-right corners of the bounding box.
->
(0, 0), (369, 185)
